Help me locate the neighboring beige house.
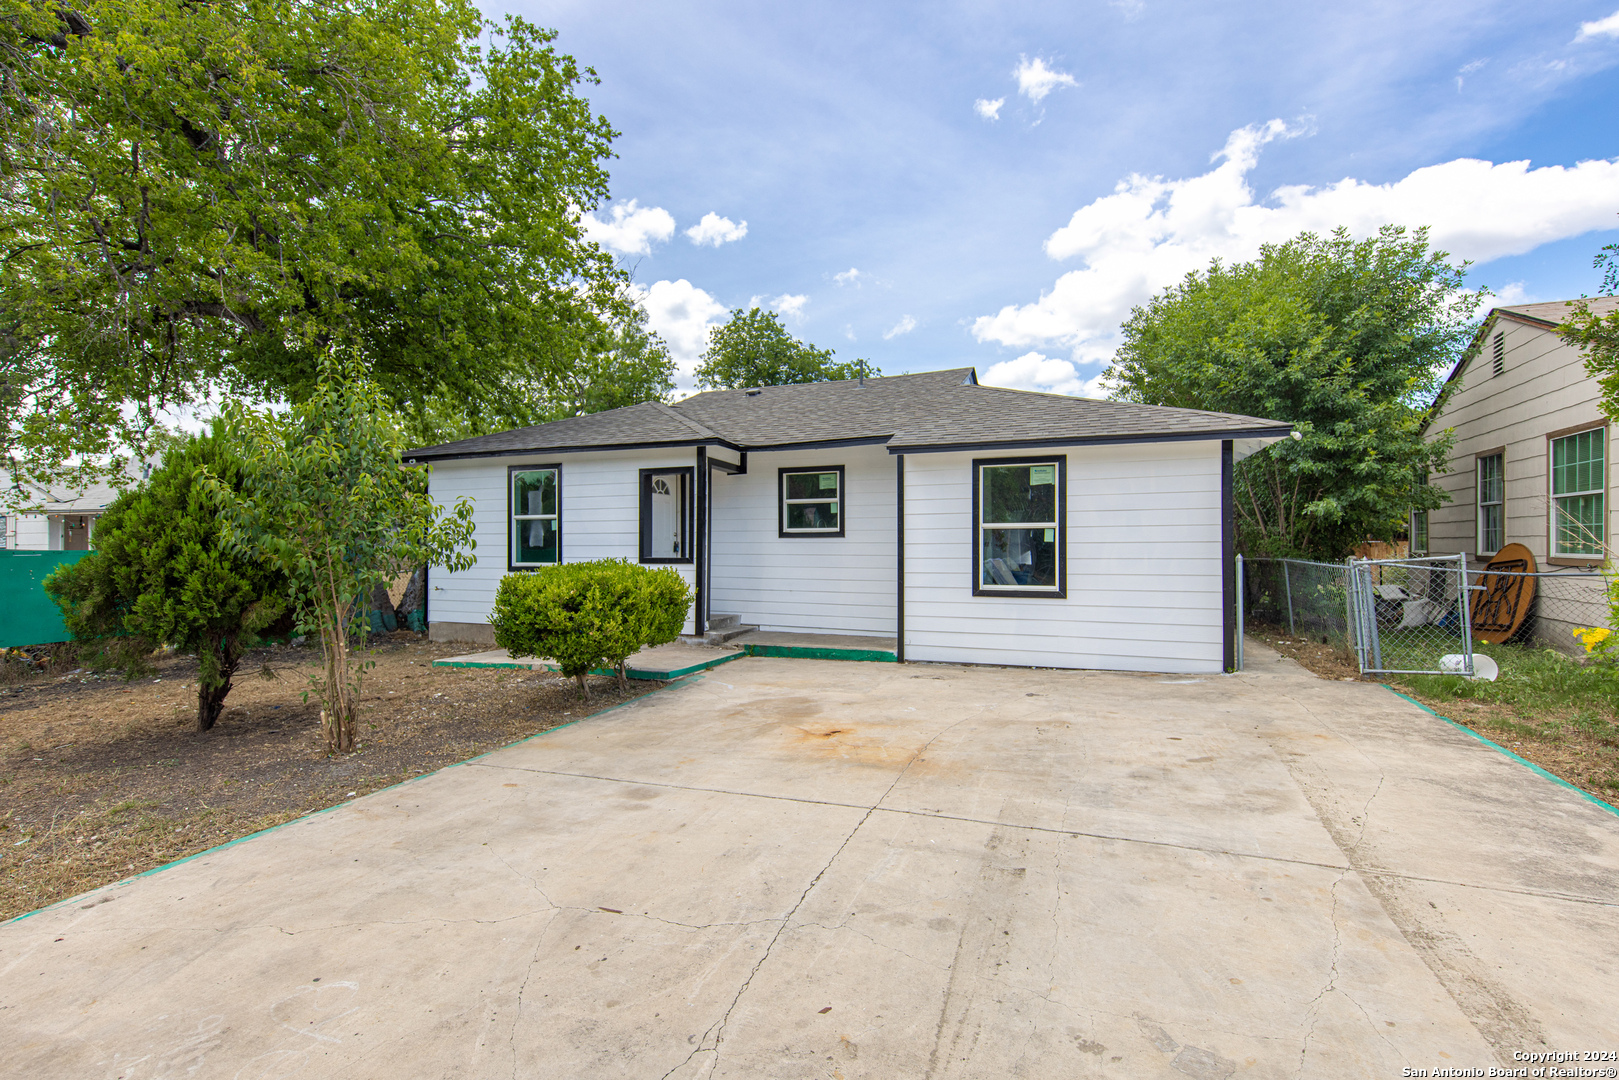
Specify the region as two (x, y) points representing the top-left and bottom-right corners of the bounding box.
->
(1419, 296), (1619, 644)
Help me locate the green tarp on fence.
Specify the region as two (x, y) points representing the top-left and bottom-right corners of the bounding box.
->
(0, 550), (86, 648)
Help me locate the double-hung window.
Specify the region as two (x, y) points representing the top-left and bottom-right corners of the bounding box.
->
(779, 466), (844, 537)
(510, 465), (560, 568)
(1551, 426), (1605, 558)
(1476, 453), (1503, 555)
(640, 468), (693, 562)
(973, 456), (1065, 597)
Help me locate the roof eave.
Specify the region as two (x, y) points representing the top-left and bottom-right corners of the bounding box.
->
(887, 425), (1294, 455)
(403, 436), (744, 464)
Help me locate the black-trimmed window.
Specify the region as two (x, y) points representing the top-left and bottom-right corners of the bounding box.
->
(973, 456), (1066, 597)
(640, 467), (694, 563)
(510, 465), (561, 569)
(779, 466), (844, 537)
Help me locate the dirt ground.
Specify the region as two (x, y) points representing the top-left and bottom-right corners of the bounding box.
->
(1249, 625), (1619, 806)
(0, 634), (662, 922)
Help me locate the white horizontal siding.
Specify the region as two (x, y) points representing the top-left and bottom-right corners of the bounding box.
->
(903, 442), (1224, 674)
(709, 446), (898, 635)
(428, 448), (699, 636)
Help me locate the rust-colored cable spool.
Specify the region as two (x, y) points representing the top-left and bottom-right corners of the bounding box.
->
(1471, 542), (1537, 644)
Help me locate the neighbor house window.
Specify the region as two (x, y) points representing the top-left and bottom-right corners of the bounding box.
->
(973, 456), (1065, 597)
(1476, 453), (1503, 555)
(1551, 427), (1605, 557)
(1410, 470), (1429, 556)
(779, 466), (844, 537)
(640, 468), (693, 563)
(510, 465), (560, 568)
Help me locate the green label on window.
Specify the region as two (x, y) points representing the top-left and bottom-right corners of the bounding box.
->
(1044, 528), (1055, 542)
(1030, 465), (1055, 485)
(819, 473), (837, 490)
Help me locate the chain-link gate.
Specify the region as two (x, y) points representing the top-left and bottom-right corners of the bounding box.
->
(1347, 555), (1473, 676)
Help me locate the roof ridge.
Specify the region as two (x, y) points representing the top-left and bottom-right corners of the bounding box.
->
(651, 400), (724, 441)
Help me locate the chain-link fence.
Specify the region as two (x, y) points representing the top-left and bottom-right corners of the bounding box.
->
(1244, 555), (1614, 674)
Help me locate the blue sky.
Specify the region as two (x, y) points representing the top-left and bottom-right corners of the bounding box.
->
(511, 0), (1619, 396)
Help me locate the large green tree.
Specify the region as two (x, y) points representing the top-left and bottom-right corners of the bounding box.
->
(1107, 226), (1475, 559)
(694, 307), (877, 390)
(43, 430), (288, 731)
(1, 0), (625, 504)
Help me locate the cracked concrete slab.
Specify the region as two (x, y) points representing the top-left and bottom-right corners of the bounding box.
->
(3, 645), (1616, 1077)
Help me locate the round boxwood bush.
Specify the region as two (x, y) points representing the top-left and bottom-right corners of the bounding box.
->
(490, 559), (693, 697)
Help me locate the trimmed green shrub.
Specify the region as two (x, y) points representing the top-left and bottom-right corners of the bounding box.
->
(490, 559), (693, 697)
(44, 431), (289, 731)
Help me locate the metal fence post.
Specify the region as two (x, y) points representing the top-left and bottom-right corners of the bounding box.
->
(1345, 558), (1360, 669)
(1282, 559), (1295, 636)
(1235, 554), (1244, 672)
(1457, 553), (1475, 677)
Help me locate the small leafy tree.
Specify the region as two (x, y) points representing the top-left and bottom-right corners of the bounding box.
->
(1108, 226), (1475, 558)
(43, 431), (287, 731)
(209, 357), (476, 753)
(489, 560), (692, 697)
(695, 308), (878, 390)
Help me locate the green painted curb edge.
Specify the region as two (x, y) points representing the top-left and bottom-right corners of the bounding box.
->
(1383, 686), (1619, 820)
(433, 649), (745, 681)
(742, 644), (897, 663)
(1, 672), (706, 927)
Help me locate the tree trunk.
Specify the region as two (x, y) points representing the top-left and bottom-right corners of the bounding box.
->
(575, 672), (590, 700)
(196, 681), (230, 731)
(194, 636), (240, 732)
(616, 662), (628, 693)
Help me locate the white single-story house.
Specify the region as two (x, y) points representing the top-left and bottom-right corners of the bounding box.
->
(1, 471), (142, 551)
(406, 368), (1290, 674)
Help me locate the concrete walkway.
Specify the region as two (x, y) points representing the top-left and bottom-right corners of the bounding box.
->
(3, 643), (1616, 1077)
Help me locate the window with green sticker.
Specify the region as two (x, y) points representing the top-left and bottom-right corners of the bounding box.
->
(973, 457), (1065, 597)
(779, 466), (845, 536)
(510, 466), (560, 567)
(1551, 427), (1605, 556)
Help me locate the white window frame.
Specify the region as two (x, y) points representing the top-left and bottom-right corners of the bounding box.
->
(1549, 426), (1606, 559)
(509, 465), (561, 569)
(972, 456), (1066, 598)
(1476, 452), (1503, 556)
(779, 466), (845, 537)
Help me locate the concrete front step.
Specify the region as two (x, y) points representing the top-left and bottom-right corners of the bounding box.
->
(705, 623), (759, 645)
(707, 613), (742, 631)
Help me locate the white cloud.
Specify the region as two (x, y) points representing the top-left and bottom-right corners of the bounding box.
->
(833, 267), (863, 286)
(883, 315), (917, 340)
(1492, 281), (1535, 305)
(973, 119), (1619, 359)
(1109, 0), (1144, 18)
(982, 352), (1109, 399)
(1014, 57), (1078, 103)
(685, 212), (748, 247)
(974, 97), (1005, 121)
(634, 279), (728, 387)
(1575, 8), (1619, 40)
(1456, 57), (1486, 91)
(774, 293), (809, 319)
(583, 199), (676, 256)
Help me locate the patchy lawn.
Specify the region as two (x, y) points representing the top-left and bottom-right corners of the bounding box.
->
(1250, 624), (1619, 805)
(0, 634), (663, 922)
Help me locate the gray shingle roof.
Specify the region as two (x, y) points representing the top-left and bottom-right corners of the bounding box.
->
(403, 368), (1289, 461)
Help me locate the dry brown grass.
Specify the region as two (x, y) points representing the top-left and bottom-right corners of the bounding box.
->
(0, 635), (662, 921)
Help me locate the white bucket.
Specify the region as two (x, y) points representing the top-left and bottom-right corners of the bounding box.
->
(1439, 653), (1500, 681)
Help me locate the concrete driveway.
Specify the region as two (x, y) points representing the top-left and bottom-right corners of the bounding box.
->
(3, 644), (1617, 1078)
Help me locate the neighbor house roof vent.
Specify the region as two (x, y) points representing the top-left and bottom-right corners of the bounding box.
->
(1492, 331), (1506, 377)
